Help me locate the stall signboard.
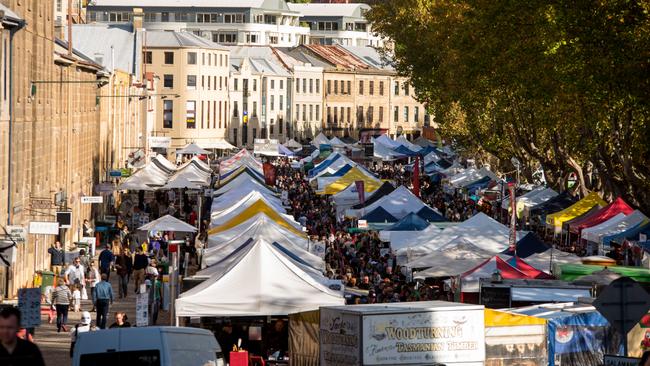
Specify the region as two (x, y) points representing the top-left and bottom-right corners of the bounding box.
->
(149, 136), (171, 149)
(5, 225), (26, 242)
(28, 221), (59, 235)
(320, 308), (361, 366)
(81, 196), (103, 204)
(362, 309), (485, 365)
(358, 220), (368, 229)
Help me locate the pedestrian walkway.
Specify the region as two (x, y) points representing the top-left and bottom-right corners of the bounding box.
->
(37, 271), (170, 366)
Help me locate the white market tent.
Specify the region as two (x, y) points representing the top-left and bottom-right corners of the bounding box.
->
(210, 194), (287, 227)
(284, 138), (302, 149)
(138, 214), (198, 232)
(328, 136), (347, 147)
(207, 213), (305, 246)
(176, 142), (210, 155)
(397, 212), (511, 263)
(373, 140), (405, 161)
(388, 224), (445, 252)
(521, 188), (560, 218)
(582, 210), (647, 244)
(175, 238), (344, 317)
(411, 239), (494, 277)
(152, 154), (178, 173)
(331, 182), (378, 218)
(117, 154), (176, 190)
(449, 167), (498, 188)
(312, 132), (330, 147)
(220, 149), (263, 174)
(396, 135), (422, 152)
(373, 134), (401, 149)
(518, 249), (582, 274)
(212, 186), (279, 208)
(346, 186), (426, 220)
(163, 175), (203, 190)
(203, 139), (236, 150)
(214, 175), (276, 198)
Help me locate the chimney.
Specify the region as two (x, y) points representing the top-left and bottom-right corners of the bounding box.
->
(133, 7), (144, 30)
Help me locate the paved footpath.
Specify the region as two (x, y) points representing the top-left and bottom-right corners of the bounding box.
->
(36, 272), (171, 366)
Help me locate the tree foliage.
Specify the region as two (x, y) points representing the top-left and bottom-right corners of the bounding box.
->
(368, 0), (650, 211)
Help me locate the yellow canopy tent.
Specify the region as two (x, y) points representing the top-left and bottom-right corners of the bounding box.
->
(317, 167), (381, 195)
(207, 199), (305, 237)
(545, 192), (606, 232)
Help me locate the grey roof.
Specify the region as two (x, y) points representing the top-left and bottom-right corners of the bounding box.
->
(144, 31), (228, 51)
(90, 0), (294, 12)
(0, 4), (23, 26)
(287, 3), (370, 18)
(228, 46), (291, 77)
(340, 45), (394, 71)
(72, 23), (141, 75)
(275, 46), (332, 69)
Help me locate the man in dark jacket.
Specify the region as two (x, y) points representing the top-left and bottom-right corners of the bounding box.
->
(98, 245), (114, 281)
(0, 307), (45, 366)
(48, 241), (64, 275)
(132, 247), (149, 293)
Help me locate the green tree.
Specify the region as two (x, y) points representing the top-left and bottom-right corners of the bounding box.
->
(368, 0), (650, 211)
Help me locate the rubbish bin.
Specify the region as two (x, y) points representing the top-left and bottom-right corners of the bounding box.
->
(39, 270), (55, 293)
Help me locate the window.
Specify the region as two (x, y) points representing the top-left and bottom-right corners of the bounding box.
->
(252, 101), (258, 117)
(327, 107), (331, 124)
(369, 81), (374, 95)
(394, 81), (399, 96)
(404, 83), (410, 96)
(316, 105), (320, 121)
(279, 118), (283, 134)
(253, 79), (257, 92)
(161, 12), (170, 22)
(359, 80), (364, 95)
(379, 81), (384, 96)
(234, 78), (238, 91)
(379, 106), (384, 122)
(317, 21), (339, 31)
(270, 80), (275, 89)
(108, 12), (130, 22)
(218, 101), (222, 128)
(245, 33), (258, 44)
(253, 128), (257, 139)
(56, 0), (62, 12)
(163, 100), (173, 128)
(143, 51), (152, 64)
(357, 106), (364, 124)
(197, 13), (218, 23)
(144, 12), (157, 22)
(186, 101), (196, 128)
(404, 106), (409, 122)
(394, 106), (399, 122)
(187, 52), (197, 65)
(333, 107), (338, 124)
(215, 33), (237, 44)
(270, 95), (274, 111)
(280, 80), (284, 89)
(414, 107), (420, 123)
(334, 80), (338, 95)
(340, 106), (345, 123)
(347, 107), (351, 123)
(220, 76), (223, 89)
(295, 104), (300, 121)
(164, 52), (174, 64)
(270, 123), (274, 135)
(340, 80), (345, 94)
(346, 81), (351, 95)
(224, 13), (244, 23)
(175, 12), (192, 22)
(296, 78), (300, 93)
(303, 79), (307, 93)
(201, 101), (205, 129)
(233, 101), (239, 117)
(207, 76), (211, 90)
(187, 75), (196, 89)
(327, 80), (331, 95)
(280, 95), (284, 111)
(302, 104), (307, 121)
(163, 74), (173, 88)
(316, 80), (320, 94)
(367, 106), (374, 124)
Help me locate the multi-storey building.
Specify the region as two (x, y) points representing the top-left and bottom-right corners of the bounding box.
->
(0, 0), (104, 298)
(86, 0), (310, 47)
(228, 46), (292, 147)
(144, 30), (231, 152)
(287, 3), (383, 47)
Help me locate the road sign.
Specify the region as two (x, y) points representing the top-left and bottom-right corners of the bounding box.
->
(593, 277), (650, 355)
(81, 196), (103, 204)
(604, 355), (640, 366)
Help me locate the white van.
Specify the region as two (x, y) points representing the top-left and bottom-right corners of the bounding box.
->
(72, 326), (225, 366)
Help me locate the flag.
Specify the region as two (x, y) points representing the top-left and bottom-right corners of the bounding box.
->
(412, 156), (421, 198)
(355, 180), (365, 205)
(263, 162), (276, 186)
(508, 182), (517, 253)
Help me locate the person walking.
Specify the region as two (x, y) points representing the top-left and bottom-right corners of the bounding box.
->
(151, 273), (163, 325)
(51, 278), (72, 333)
(64, 257), (85, 287)
(93, 274), (113, 329)
(69, 311), (92, 358)
(98, 244), (115, 281)
(0, 307), (46, 366)
(47, 241), (64, 276)
(115, 249), (133, 299)
(132, 247), (148, 293)
(85, 260), (100, 312)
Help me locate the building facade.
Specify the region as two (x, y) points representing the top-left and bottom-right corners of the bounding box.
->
(287, 3), (383, 47)
(0, 0), (104, 298)
(144, 30), (231, 152)
(87, 0), (310, 47)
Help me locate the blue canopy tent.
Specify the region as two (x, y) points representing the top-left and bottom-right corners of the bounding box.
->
(512, 305), (619, 366)
(501, 232), (550, 258)
(463, 176), (493, 193)
(393, 145), (419, 157)
(424, 161), (443, 174)
(602, 221), (650, 247)
(318, 164), (353, 178)
(427, 172), (445, 184)
(307, 154), (340, 178)
(360, 206), (398, 224)
(416, 206), (446, 222)
(436, 158), (453, 169)
(219, 166), (265, 184)
(278, 144), (296, 156)
(418, 145), (439, 156)
(384, 213), (430, 231)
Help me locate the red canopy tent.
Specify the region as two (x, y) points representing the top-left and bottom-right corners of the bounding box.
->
(568, 197), (634, 235)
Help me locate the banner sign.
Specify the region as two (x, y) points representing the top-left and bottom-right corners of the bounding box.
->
(5, 225), (26, 242)
(28, 221), (59, 235)
(361, 310), (485, 365)
(148, 136), (171, 148)
(355, 181), (365, 206)
(18, 288), (42, 328)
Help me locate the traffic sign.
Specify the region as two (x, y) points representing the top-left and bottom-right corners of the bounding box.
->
(81, 196), (103, 204)
(593, 277), (650, 355)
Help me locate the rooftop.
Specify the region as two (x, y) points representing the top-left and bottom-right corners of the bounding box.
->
(144, 30), (228, 51)
(89, 0), (295, 12)
(304, 44), (370, 71)
(229, 46), (292, 77)
(71, 23), (141, 75)
(287, 3), (370, 18)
